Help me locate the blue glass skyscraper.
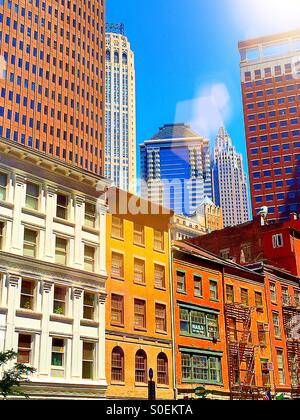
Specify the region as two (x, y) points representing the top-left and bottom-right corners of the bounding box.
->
(140, 124), (213, 216)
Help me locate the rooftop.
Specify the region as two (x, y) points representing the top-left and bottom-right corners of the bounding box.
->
(150, 124), (202, 141)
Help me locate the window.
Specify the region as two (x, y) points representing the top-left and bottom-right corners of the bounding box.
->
(0, 222), (4, 250)
(85, 202), (96, 228)
(157, 353), (169, 385)
(83, 292), (95, 320)
(177, 271), (186, 293)
(23, 229), (38, 258)
(0, 172), (7, 201)
(258, 323), (267, 347)
(277, 350), (286, 385)
(111, 294), (124, 326)
(111, 216), (123, 239)
(25, 182), (39, 210)
(241, 244), (252, 262)
(84, 245), (95, 272)
(273, 312), (281, 338)
(180, 308), (219, 340)
(210, 281), (218, 301)
(181, 353), (222, 384)
(226, 285), (234, 303)
(155, 303), (167, 333)
(17, 334), (32, 364)
(255, 292), (263, 310)
(20, 280), (35, 311)
(53, 286), (67, 316)
(241, 289), (249, 306)
(135, 350), (147, 383)
(133, 223), (144, 246)
(194, 276), (202, 297)
(111, 252), (124, 279)
(154, 264), (165, 289)
(51, 338), (65, 372)
(220, 249), (230, 259)
(55, 237), (68, 265)
(261, 359), (271, 387)
(270, 283), (277, 303)
(111, 347), (124, 382)
(134, 258), (146, 285)
(56, 194), (69, 220)
(82, 342), (95, 380)
(134, 299), (146, 330)
(272, 234), (283, 248)
(154, 230), (164, 252)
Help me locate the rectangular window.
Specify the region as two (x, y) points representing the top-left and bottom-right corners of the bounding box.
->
(226, 285), (234, 303)
(51, 338), (65, 371)
(25, 182), (39, 210)
(255, 291), (264, 310)
(84, 202), (96, 228)
(56, 193), (69, 220)
(0, 221), (4, 250)
(134, 299), (146, 330)
(154, 230), (164, 252)
(23, 229), (38, 258)
(111, 252), (124, 279)
(20, 279), (35, 311)
(272, 234), (283, 248)
(111, 216), (123, 239)
(277, 350), (286, 385)
(53, 286), (67, 316)
(17, 334), (32, 364)
(210, 280), (218, 301)
(241, 288), (249, 306)
(257, 323), (267, 347)
(84, 245), (95, 272)
(55, 237), (68, 265)
(83, 292), (95, 320)
(82, 342), (95, 380)
(177, 271), (186, 293)
(180, 308), (219, 340)
(181, 353), (222, 384)
(154, 264), (165, 289)
(0, 172), (7, 201)
(155, 303), (167, 332)
(273, 312), (281, 338)
(133, 223), (145, 246)
(134, 258), (146, 285)
(270, 283), (277, 303)
(111, 294), (124, 326)
(194, 276), (202, 297)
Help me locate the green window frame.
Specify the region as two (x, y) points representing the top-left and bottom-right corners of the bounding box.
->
(181, 353), (222, 385)
(179, 307), (219, 340)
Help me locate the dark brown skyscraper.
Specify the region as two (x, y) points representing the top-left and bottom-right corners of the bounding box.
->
(0, 0), (105, 175)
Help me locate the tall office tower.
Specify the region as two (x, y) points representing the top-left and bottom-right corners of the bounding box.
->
(140, 124), (213, 216)
(105, 23), (136, 193)
(239, 29), (300, 222)
(213, 127), (250, 227)
(0, 0), (105, 175)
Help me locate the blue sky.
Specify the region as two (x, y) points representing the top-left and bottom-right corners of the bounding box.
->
(107, 0), (300, 176)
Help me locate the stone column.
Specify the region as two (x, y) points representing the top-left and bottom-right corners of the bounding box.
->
(5, 275), (21, 352)
(97, 203), (108, 278)
(10, 174), (25, 254)
(73, 196), (85, 270)
(71, 287), (83, 380)
(38, 281), (53, 377)
(97, 292), (107, 382)
(44, 185), (57, 262)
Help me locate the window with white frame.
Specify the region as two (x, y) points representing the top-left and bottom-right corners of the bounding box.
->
(0, 221), (4, 250)
(56, 193), (69, 220)
(20, 279), (35, 311)
(55, 237), (68, 265)
(272, 234), (284, 248)
(25, 182), (40, 211)
(85, 202), (96, 228)
(23, 229), (38, 258)
(84, 245), (96, 272)
(53, 286), (67, 316)
(17, 334), (32, 364)
(82, 342), (95, 380)
(83, 292), (96, 321)
(51, 338), (65, 377)
(0, 172), (7, 201)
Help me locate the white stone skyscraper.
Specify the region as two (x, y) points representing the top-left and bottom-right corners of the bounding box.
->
(105, 24), (136, 193)
(213, 127), (250, 227)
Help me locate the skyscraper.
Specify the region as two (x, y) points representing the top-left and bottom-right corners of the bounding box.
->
(0, 0), (105, 175)
(140, 124), (212, 216)
(105, 23), (136, 193)
(239, 29), (300, 222)
(213, 127), (250, 227)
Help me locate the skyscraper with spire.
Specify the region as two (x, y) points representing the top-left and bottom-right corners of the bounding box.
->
(213, 127), (250, 227)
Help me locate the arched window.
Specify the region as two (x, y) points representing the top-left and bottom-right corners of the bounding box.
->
(157, 353), (169, 385)
(106, 50), (111, 62)
(135, 350), (147, 383)
(111, 347), (124, 382)
(114, 51), (119, 64)
(122, 53), (128, 65)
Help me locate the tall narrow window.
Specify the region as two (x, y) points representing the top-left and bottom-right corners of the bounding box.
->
(226, 285), (234, 303)
(83, 292), (95, 320)
(17, 334), (32, 364)
(51, 338), (65, 375)
(111, 347), (124, 382)
(157, 353), (169, 385)
(25, 182), (39, 210)
(56, 193), (68, 220)
(53, 286), (67, 316)
(210, 281), (218, 301)
(241, 288), (249, 306)
(194, 276), (202, 297)
(55, 237), (68, 265)
(111, 252), (124, 279)
(84, 245), (95, 272)
(0, 172), (7, 201)
(84, 202), (96, 228)
(111, 216), (123, 239)
(20, 280), (35, 311)
(270, 283), (277, 303)
(134, 258), (145, 285)
(255, 292), (264, 310)
(154, 230), (164, 252)
(177, 271), (186, 293)
(134, 299), (146, 330)
(0, 222), (4, 250)
(23, 229), (38, 258)
(273, 312), (281, 338)
(135, 350), (147, 383)
(155, 304), (167, 333)
(154, 264), (165, 289)
(111, 294), (124, 326)
(277, 350), (286, 385)
(82, 342), (95, 380)
(133, 223), (145, 246)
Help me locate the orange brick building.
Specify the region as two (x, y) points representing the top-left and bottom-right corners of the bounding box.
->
(105, 188), (175, 399)
(0, 0), (105, 175)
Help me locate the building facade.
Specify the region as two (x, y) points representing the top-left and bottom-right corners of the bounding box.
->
(213, 127), (250, 227)
(0, 137), (109, 399)
(105, 23), (136, 193)
(105, 188), (174, 399)
(0, 0), (105, 175)
(239, 29), (300, 221)
(140, 124), (212, 217)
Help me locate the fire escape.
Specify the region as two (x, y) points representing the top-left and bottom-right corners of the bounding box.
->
(225, 303), (262, 400)
(282, 295), (300, 399)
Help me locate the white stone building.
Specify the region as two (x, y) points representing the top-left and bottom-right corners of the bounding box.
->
(0, 137), (110, 399)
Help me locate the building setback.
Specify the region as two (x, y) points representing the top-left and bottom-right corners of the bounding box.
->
(105, 24), (136, 193)
(239, 29), (300, 222)
(0, 0), (105, 175)
(0, 136), (109, 399)
(213, 127), (250, 227)
(140, 124), (212, 216)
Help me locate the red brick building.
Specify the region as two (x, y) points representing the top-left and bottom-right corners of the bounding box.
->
(0, 0), (105, 175)
(239, 30), (300, 221)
